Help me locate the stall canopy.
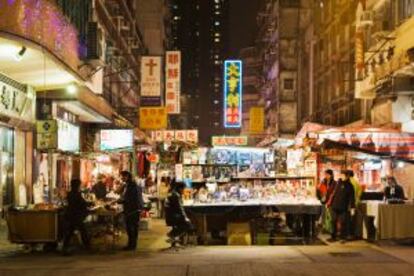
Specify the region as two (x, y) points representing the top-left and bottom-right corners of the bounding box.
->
(312, 125), (414, 161)
(295, 122), (331, 146)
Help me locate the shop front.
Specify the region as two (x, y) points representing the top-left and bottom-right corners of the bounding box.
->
(0, 73), (35, 210)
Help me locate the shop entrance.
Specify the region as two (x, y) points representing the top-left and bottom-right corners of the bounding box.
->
(0, 126), (14, 211)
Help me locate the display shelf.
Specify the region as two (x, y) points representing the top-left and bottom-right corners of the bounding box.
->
(231, 177), (277, 180)
(182, 163), (236, 167)
(274, 175), (315, 180)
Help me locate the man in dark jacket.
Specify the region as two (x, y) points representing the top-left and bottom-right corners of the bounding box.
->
(327, 170), (355, 242)
(165, 181), (192, 240)
(384, 176), (405, 200)
(119, 171), (144, 250)
(92, 174), (107, 200)
(62, 179), (91, 254)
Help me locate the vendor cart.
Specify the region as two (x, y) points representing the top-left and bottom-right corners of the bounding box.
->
(5, 208), (63, 250)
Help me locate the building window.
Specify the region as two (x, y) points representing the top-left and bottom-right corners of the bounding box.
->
(215, 21), (220, 26)
(283, 79), (294, 90)
(214, 38), (220, 42)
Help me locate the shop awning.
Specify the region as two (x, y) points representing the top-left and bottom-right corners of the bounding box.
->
(37, 87), (115, 123)
(0, 35), (82, 89)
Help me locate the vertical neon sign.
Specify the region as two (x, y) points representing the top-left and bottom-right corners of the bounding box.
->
(224, 60), (242, 128)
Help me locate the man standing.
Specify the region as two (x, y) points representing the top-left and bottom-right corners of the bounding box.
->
(347, 170), (362, 239)
(119, 171), (144, 251)
(327, 170), (355, 242)
(63, 179), (91, 255)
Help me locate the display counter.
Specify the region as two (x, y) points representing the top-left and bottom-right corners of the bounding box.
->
(362, 201), (414, 240)
(5, 208), (63, 244)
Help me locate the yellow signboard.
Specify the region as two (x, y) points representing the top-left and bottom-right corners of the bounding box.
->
(139, 107), (167, 129)
(249, 107), (264, 134)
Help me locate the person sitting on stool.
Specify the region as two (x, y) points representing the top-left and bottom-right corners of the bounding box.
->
(165, 180), (193, 245)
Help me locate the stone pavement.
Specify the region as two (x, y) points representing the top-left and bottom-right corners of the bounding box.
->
(0, 219), (413, 276)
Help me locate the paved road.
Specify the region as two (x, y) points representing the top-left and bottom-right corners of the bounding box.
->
(0, 245), (413, 276)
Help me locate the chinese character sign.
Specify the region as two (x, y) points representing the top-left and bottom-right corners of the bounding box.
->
(150, 130), (198, 144)
(165, 51), (181, 114)
(140, 56), (161, 97)
(224, 60), (242, 128)
(212, 136), (248, 146)
(139, 107), (167, 129)
(249, 107), (264, 134)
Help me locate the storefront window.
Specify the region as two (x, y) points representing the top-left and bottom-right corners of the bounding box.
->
(0, 126), (14, 208)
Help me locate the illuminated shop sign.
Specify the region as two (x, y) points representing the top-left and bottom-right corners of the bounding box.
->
(212, 136), (248, 146)
(57, 119), (79, 152)
(224, 60), (242, 128)
(100, 129), (133, 151)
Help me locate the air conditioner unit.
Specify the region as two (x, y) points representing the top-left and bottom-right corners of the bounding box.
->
(86, 21), (106, 67)
(360, 11), (374, 27)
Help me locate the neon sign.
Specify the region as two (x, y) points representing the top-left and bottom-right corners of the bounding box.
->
(224, 60), (242, 128)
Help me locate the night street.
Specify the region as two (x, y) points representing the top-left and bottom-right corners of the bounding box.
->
(2, 0), (414, 275)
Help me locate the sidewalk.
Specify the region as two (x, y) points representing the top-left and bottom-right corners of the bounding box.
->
(0, 219), (413, 275)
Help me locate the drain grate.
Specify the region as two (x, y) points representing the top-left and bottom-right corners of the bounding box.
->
(329, 252), (363, 258)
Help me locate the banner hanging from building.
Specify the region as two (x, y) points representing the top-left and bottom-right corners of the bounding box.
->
(165, 51), (181, 114)
(249, 106), (264, 134)
(224, 60), (242, 128)
(140, 56), (162, 105)
(212, 136), (248, 146)
(139, 107), (167, 129)
(151, 129), (199, 144)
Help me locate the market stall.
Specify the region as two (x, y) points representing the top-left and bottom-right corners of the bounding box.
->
(175, 146), (321, 245)
(296, 123), (414, 241)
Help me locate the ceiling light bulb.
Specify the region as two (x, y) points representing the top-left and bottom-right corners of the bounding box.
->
(66, 84), (77, 94)
(14, 46), (26, 62)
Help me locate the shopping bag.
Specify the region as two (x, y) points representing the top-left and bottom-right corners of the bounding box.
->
(323, 208), (333, 234)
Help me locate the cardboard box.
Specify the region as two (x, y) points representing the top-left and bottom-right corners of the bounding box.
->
(227, 222), (251, 245)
